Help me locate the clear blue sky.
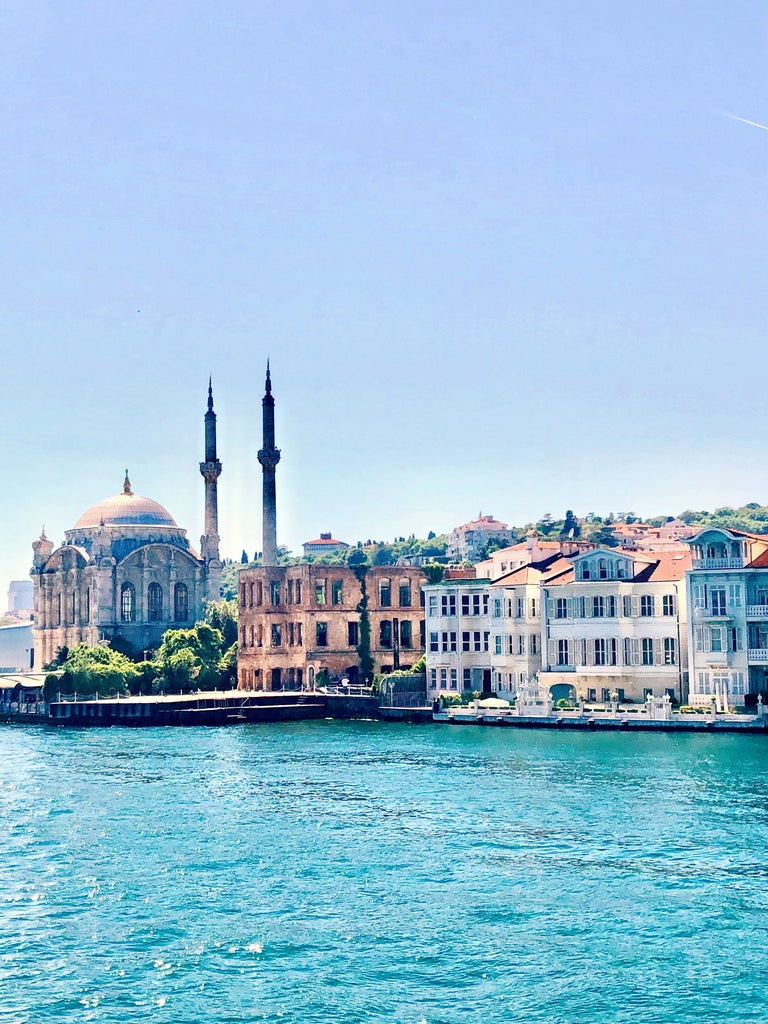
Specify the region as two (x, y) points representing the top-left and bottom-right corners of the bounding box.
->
(3, 1), (768, 596)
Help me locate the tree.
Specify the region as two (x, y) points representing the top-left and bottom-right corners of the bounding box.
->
(561, 510), (581, 538)
(204, 599), (238, 649)
(351, 562), (374, 683)
(156, 622), (225, 693)
(241, 549), (249, 564)
(43, 642), (139, 699)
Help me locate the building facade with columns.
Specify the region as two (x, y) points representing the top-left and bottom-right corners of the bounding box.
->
(30, 387), (223, 666)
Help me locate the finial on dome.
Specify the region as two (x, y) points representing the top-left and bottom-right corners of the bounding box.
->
(123, 469), (133, 495)
(207, 376), (214, 412)
(265, 358), (272, 396)
(40, 526), (47, 541)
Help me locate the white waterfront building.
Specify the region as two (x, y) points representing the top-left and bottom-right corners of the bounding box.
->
(539, 547), (690, 703)
(425, 546), (691, 704)
(685, 528), (768, 708)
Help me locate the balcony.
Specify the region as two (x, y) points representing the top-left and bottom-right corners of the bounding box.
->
(748, 648), (768, 663)
(746, 605), (768, 619)
(703, 650), (730, 666)
(691, 558), (745, 570)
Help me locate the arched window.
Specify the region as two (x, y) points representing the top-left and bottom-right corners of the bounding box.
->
(121, 582), (135, 623)
(379, 578), (392, 607)
(399, 578), (412, 607)
(148, 583), (163, 622)
(173, 582), (189, 622)
(598, 558), (608, 580)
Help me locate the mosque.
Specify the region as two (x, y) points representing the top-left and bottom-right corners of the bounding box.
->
(30, 384), (223, 666)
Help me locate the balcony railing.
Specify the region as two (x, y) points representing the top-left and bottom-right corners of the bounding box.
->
(748, 648), (768, 663)
(691, 558), (745, 570)
(746, 605), (768, 619)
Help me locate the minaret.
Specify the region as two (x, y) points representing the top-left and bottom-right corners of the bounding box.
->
(257, 360), (281, 566)
(199, 379), (223, 590)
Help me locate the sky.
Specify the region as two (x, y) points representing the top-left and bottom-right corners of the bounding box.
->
(3, 0), (768, 598)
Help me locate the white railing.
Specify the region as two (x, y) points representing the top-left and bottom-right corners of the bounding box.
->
(692, 558), (745, 569)
(748, 648), (768, 663)
(746, 605), (768, 618)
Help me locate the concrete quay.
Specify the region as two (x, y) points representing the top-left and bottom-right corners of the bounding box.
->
(46, 689), (380, 727)
(434, 706), (768, 733)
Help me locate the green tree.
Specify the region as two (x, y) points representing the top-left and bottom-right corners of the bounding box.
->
(351, 562), (374, 683)
(204, 599), (238, 649)
(156, 622), (225, 693)
(45, 643), (139, 698)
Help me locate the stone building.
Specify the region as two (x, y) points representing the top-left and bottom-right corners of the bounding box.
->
(237, 563), (427, 689)
(237, 367), (426, 689)
(30, 386), (223, 666)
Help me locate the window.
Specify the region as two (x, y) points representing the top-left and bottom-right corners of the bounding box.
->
(516, 597), (524, 618)
(286, 579), (293, 604)
(430, 668), (437, 690)
(174, 583), (189, 622)
(711, 588), (726, 616)
(148, 583), (163, 622)
(400, 621), (413, 648)
(270, 581), (281, 605)
(556, 597), (568, 619)
(84, 589), (90, 623)
(494, 635), (503, 655)
(492, 598), (502, 618)
(607, 595), (617, 618)
(664, 638), (676, 665)
(581, 564), (591, 580)
(517, 634), (525, 655)
(121, 582), (135, 623)
(529, 634), (539, 655)
(529, 598), (538, 618)
(594, 638), (606, 665)
(462, 631), (471, 652)
(473, 594), (481, 616)
(380, 621), (393, 648)
(598, 558), (608, 580)
(640, 595), (655, 617)
(710, 626), (724, 652)
(623, 595), (632, 617)
(474, 631), (482, 652)
(461, 594), (470, 615)
(348, 621), (359, 647)
(641, 638), (654, 666)
(316, 622), (328, 646)
(396, 580), (411, 607)
(441, 594), (456, 616)
(256, 581), (263, 605)
(557, 639), (570, 666)
(662, 594), (675, 616)
(380, 579), (392, 607)
(441, 631), (457, 653)
(483, 594), (489, 615)
(271, 624), (282, 646)
(729, 584), (742, 607)
(450, 668), (457, 690)
(428, 594), (438, 616)
(248, 582), (254, 608)
(315, 581), (326, 605)
(463, 668), (471, 689)
(609, 638), (618, 665)
(332, 579), (343, 605)
(430, 631), (439, 653)
(294, 581), (301, 604)
(576, 596), (587, 619)
(296, 623), (302, 646)
(593, 596), (605, 618)
(483, 631), (490, 652)
(288, 622), (294, 646)
(440, 668), (447, 690)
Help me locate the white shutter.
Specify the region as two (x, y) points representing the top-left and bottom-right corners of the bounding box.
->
(653, 638), (662, 665)
(547, 599), (555, 619)
(631, 596), (640, 617)
(547, 639), (557, 666)
(567, 597), (574, 617)
(631, 639), (640, 665)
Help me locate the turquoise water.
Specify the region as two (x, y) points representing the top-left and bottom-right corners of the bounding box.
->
(2, 722), (767, 1024)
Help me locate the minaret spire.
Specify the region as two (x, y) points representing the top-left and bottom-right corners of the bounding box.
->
(258, 360), (281, 566)
(200, 379), (223, 595)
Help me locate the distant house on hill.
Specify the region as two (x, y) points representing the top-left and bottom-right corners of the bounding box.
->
(302, 533), (349, 558)
(447, 515), (515, 562)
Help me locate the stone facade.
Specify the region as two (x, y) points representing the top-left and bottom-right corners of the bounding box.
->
(237, 564), (427, 690)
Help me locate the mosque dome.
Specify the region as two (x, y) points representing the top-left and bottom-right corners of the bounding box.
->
(73, 472), (178, 530)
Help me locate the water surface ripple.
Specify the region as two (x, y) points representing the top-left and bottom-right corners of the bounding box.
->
(1, 722), (767, 1023)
